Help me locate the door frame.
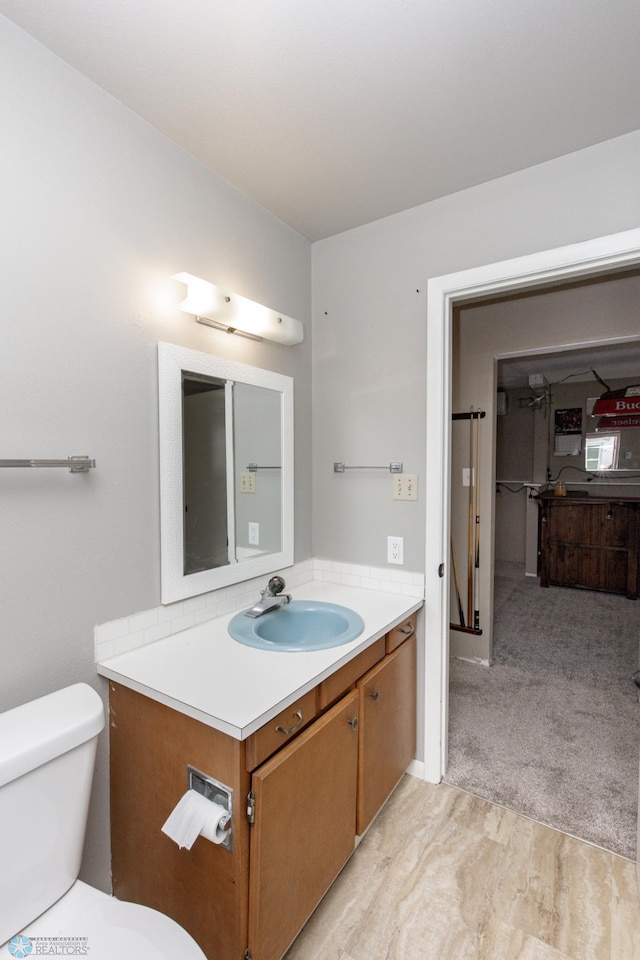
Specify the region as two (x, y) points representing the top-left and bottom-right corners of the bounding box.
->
(423, 226), (640, 784)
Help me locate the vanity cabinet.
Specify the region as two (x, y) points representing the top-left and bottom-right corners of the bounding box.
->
(248, 690), (359, 960)
(109, 686), (252, 960)
(109, 615), (417, 960)
(538, 494), (640, 598)
(357, 634), (417, 834)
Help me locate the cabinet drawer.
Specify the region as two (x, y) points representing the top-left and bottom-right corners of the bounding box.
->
(385, 615), (416, 653)
(245, 689), (318, 771)
(317, 638), (385, 711)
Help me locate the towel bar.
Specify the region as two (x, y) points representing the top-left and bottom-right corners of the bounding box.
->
(334, 462), (402, 473)
(0, 456), (95, 472)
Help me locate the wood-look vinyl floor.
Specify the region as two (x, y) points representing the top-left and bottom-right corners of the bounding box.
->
(284, 775), (640, 960)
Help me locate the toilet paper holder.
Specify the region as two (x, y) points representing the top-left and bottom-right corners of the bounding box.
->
(187, 764), (233, 852)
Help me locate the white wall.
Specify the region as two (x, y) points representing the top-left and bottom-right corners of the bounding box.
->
(312, 130), (640, 652)
(0, 16), (311, 892)
(495, 387), (534, 565)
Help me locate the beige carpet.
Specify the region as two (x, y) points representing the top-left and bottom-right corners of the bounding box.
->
(444, 562), (640, 859)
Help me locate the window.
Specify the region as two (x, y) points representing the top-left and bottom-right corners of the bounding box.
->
(585, 432), (620, 471)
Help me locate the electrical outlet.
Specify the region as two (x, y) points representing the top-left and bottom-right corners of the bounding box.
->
(387, 536), (404, 565)
(241, 472), (256, 493)
(248, 522), (260, 545)
(392, 473), (418, 500)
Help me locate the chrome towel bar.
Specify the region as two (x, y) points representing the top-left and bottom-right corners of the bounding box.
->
(334, 461), (402, 473)
(0, 456), (96, 473)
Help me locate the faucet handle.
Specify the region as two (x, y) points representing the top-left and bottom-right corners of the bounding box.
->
(267, 575), (286, 596)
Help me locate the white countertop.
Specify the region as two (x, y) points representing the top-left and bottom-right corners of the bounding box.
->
(97, 581), (422, 740)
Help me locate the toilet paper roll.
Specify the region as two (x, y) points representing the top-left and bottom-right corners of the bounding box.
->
(161, 790), (231, 850)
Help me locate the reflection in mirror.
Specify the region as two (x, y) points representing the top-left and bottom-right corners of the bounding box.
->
(159, 342), (293, 604)
(233, 383), (282, 560)
(182, 373), (229, 574)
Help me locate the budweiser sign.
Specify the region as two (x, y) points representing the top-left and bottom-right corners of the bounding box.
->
(596, 414), (640, 429)
(592, 389), (640, 416)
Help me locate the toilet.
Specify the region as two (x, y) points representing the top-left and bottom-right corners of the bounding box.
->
(0, 683), (207, 959)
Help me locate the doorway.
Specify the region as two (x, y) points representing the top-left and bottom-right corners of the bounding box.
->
(422, 226), (640, 785)
(445, 323), (640, 856)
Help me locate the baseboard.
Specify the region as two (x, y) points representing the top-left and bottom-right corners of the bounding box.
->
(407, 758), (426, 780)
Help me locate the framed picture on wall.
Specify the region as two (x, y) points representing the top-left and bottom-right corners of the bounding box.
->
(554, 407), (582, 455)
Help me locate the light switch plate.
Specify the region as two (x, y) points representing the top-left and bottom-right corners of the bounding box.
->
(241, 472), (256, 493)
(462, 468), (475, 487)
(392, 473), (418, 500)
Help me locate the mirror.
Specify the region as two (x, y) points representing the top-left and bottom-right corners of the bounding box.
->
(158, 342), (293, 603)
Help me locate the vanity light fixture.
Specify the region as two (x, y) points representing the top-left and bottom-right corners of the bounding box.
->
(172, 272), (304, 345)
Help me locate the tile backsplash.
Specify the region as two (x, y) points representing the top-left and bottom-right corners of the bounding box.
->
(94, 559), (424, 662)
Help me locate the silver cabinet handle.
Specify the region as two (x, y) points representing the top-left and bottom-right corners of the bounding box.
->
(275, 710), (303, 736)
(369, 689), (380, 701)
(398, 622), (414, 635)
(347, 716), (359, 730)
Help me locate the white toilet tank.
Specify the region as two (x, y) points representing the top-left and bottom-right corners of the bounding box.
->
(0, 683), (105, 946)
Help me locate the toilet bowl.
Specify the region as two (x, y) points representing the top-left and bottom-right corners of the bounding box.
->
(9, 880), (207, 959)
(0, 683), (207, 959)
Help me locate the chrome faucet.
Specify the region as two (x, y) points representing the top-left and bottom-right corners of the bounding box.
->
(244, 576), (292, 618)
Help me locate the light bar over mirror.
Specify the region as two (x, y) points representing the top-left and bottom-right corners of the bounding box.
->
(172, 273), (304, 346)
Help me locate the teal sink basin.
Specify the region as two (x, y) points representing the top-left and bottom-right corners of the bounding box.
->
(228, 600), (365, 652)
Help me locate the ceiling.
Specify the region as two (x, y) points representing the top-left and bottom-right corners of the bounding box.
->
(498, 339), (640, 391)
(2, 0), (640, 240)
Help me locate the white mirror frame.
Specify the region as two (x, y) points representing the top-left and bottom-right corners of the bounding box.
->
(158, 341), (294, 604)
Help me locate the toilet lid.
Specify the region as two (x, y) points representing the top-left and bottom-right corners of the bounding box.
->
(14, 881), (208, 960)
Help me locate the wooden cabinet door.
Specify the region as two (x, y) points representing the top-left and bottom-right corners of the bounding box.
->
(248, 689), (359, 960)
(544, 500), (637, 596)
(357, 635), (417, 835)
